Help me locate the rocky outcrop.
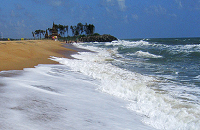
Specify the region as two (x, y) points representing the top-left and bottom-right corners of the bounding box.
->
(79, 34), (118, 42)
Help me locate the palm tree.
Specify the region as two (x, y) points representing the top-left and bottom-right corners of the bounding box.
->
(88, 24), (95, 35)
(70, 26), (75, 36)
(77, 23), (84, 35)
(34, 30), (45, 39)
(32, 32), (36, 39)
(84, 23), (95, 35)
(65, 25), (68, 36)
(58, 24), (64, 37)
(48, 28), (52, 35)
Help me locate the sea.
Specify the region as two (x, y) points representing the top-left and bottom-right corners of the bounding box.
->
(0, 38), (200, 130)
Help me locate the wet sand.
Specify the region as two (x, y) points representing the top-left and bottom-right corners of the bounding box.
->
(0, 40), (76, 71)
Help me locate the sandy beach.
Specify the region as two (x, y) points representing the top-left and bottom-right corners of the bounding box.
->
(0, 40), (76, 71)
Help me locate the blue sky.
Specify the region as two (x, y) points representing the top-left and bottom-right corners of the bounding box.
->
(0, 0), (200, 39)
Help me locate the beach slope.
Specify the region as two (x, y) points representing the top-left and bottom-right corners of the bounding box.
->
(0, 40), (75, 71)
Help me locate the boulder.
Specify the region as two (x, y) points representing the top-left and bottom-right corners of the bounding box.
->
(79, 34), (118, 42)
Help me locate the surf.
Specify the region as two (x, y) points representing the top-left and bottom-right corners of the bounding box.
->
(51, 39), (200, 130)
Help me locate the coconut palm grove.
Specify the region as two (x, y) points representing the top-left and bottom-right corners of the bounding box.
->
(32, 22), (96, 40)
(32, 22), (117, 42)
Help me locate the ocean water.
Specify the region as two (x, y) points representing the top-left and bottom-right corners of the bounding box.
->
(51, 38), (200, 130)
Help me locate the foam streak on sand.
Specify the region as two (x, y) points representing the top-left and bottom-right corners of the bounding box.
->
(0, 40), (75, 71)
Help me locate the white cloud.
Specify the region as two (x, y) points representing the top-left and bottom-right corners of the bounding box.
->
(169, 13), (177, 17)
(32, 0), (67, 7)
(102, 0), (126, 11)
(117, 0), (126, 11)
(15, 4), (25, 10)
(9, 19), (26, 28)
(103, 0), (116, 7)
(132, 14), (138, 20)
(47, 0), (63, 7)
(145, 5), (167, 15)
(17, 20), (26, 27)
(175, 0), (183, 8)
(175, 0), (200, 10)
(154, 5), (167, 14)
(11, 10), (16, 17)
(145, 4), (178, 18)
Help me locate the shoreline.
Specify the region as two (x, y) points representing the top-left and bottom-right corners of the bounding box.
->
(0, 40), (76, 71)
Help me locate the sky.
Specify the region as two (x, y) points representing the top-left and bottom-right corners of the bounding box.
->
(0, 0), (200, 39)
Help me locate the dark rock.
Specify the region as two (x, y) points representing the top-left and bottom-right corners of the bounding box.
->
(79, 34), (118, 42)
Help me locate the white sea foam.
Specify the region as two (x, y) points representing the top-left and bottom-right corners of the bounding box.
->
(103, 40), (200, 58)
(132, 51), (162, 58)
(103, 40), (151, 47)
(50, 42), (200, 130)
(194, 75), (200, 80)
(0, 64), (155, 130)
(152, 43), (200, 55)
(122, 40), (151, 47)
(167, 44), (200, 55)
(110, 40), (200, 55)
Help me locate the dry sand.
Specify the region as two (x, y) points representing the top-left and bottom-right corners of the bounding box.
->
(0, 40), (76, 71)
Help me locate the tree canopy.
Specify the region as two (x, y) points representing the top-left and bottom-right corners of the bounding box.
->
(70, 23), (95, 36)
(32, 22), (96, 39)
(32, 30), (45, 39)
